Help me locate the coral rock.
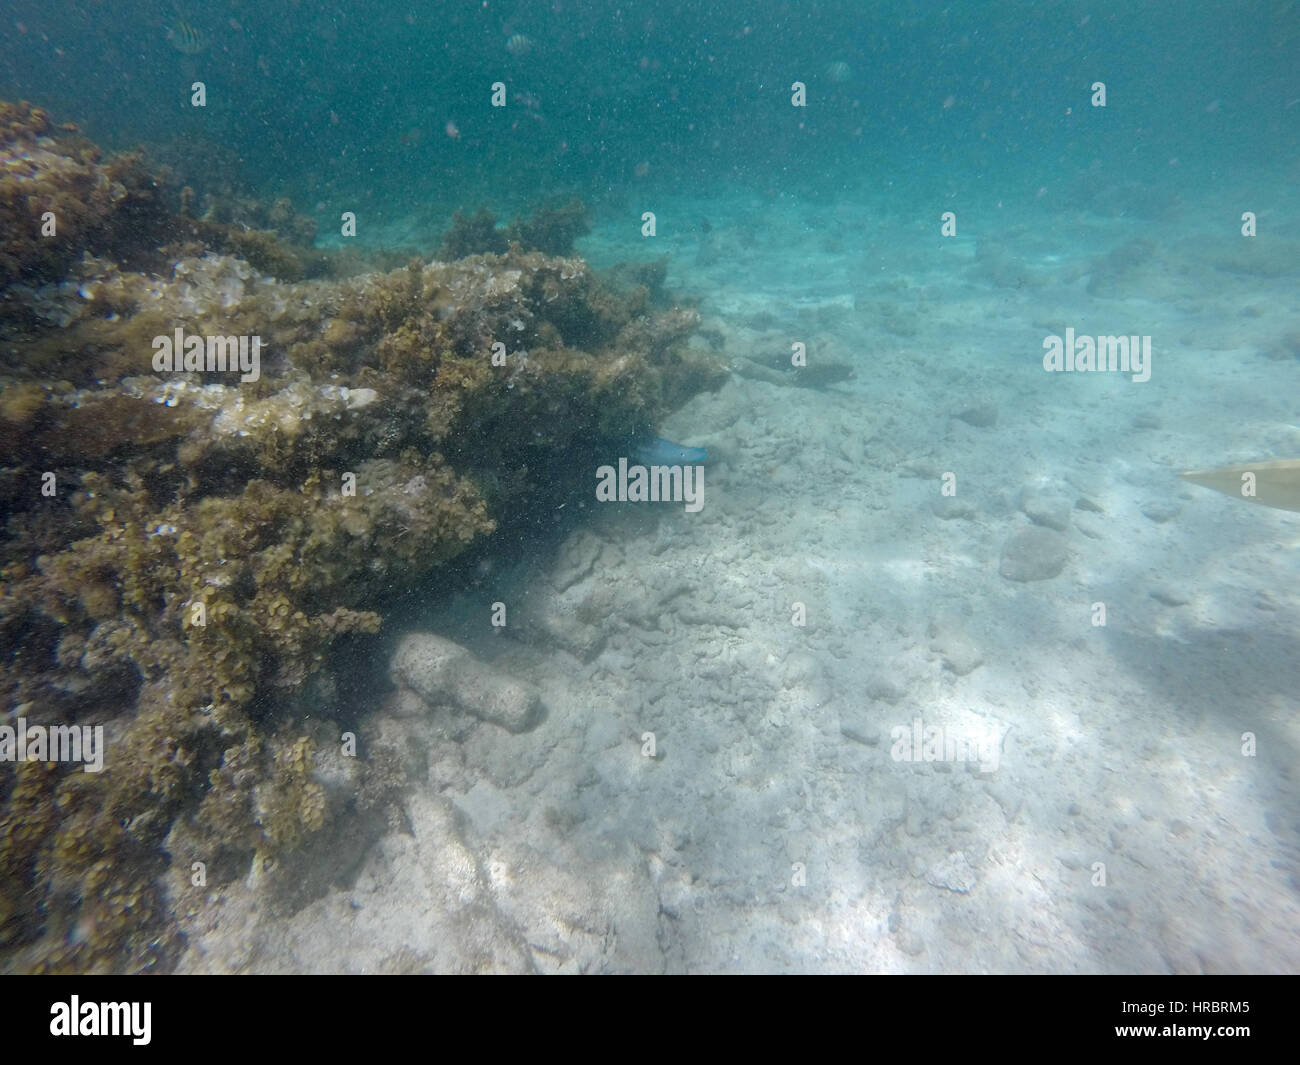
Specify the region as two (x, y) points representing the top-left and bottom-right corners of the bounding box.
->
(392, 633), (541, 733)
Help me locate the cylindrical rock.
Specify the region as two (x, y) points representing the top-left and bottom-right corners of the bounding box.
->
(392, 632), (540, 733)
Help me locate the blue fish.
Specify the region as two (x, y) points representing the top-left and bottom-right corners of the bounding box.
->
(634, 436), (706, 465)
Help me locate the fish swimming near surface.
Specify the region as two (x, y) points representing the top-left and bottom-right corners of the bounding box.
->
(1180, 459), (1300, 512)
(167, 17), (208, 55)
(635, 437), (707, 465)
(505, 33), (534, 57)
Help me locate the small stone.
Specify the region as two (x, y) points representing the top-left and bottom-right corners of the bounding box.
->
(932, 496), (976, 520)
(1074, 515), (1106, 540)
(1019, 488), (1071, 531)
(926, 851), (977, 893)
(1149, 584), (1190, 606)
(1141, 500), (1182, 523)
(866, 677), (905, 703)
(929, 617), (984, 676)
(999, 527), (1068, 582)
(955, 402), (998, 428)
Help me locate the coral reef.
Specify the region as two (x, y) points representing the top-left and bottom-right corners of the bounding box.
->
(438, 197), (592, 260)
(181, 193), (329, 282)
(504, 196), (592, 257)
(0, 99), (336, 308)
(0, 101), (174, 290)
(0, 101), (726, 973)
(439, 206), (510, 260)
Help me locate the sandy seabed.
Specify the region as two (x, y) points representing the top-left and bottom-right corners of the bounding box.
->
(179, 185), (1300, 973)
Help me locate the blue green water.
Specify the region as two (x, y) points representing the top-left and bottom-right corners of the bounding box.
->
(3, 0), (1300, 977)
(3, 1), (1295, 225)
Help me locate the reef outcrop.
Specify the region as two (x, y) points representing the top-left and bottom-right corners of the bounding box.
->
(0, 101), (725, 972)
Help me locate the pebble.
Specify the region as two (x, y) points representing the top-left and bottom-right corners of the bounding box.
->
(954, 402), (998, 428)
(999, 527), (1069, 581)
(926, 851), (978, 893)
(1149, 584), (1190, 606)
(932, 496), (977, 520)
(929, 617), (985, 676)
(1141, 500), (1182, 524)
(1019, 488), (1072, 531)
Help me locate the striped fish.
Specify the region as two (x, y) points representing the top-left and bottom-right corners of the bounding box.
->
(167, 17), (207, 55)
(505, 33), (534, 57)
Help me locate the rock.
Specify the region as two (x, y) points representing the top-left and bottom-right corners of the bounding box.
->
(1074, 515), (1106, 540)
(518, 580), (608, 661)
(929, 617), (985, 676)
(1149, 584), (1190, 606)
(926, 850), (978, 894)
(392, 632), (541, 733)
(551, 530), (603, 593)
(954, 402), (998, 428)
(1141, 500), (1182, 524)
(999, 527), (1068, 582)
(932, 496), (976, 520)
(867, 676), (906, 704)
(1019, 488), (1071, 531)
(781, 650), (832, 711)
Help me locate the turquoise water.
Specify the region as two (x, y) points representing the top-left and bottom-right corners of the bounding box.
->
(4, 2), (1295, 225)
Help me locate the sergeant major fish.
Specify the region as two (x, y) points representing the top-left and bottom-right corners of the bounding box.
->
(167, 16), (208, 55)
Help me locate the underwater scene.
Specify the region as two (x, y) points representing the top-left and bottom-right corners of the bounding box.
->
(0, 0), (1298, 976)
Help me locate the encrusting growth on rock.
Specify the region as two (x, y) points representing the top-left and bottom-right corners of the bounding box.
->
(0, 101), (726, 973)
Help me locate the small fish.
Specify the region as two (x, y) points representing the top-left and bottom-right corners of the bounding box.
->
(825, 60), (852, 83)
(635, 437), (707, 466)
(167, 18), (208, 55)
(505, 33), (534, 57)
